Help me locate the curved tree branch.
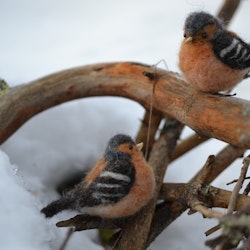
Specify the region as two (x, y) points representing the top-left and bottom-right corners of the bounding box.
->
(0, 62), (250, 148)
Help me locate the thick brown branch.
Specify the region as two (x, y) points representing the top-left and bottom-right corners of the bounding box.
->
(0, 63), (250, 148)
(146, 200), (186, 246)
(217, 0), (241, 26)
(56, 183), (250, 245)
(115, 118), (183, 249)
(159, 183), (250, 213)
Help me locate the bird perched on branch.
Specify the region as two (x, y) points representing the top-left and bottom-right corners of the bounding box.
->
(41, 134), (155, 218)
(179, 11), (250, 93)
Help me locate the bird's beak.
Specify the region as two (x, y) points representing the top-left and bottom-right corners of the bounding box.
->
(184, 36), (193, 43)
(136, 142), (143, 151)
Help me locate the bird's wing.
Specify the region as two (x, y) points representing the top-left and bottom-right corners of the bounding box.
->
(77, 155), (136, 207)
(213, 32), (250, 69)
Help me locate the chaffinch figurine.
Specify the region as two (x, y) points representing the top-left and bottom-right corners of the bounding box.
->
(179, 11), (250, 93)
(41, 134), (155, 219)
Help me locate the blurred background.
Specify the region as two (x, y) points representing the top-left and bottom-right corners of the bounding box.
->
(0, 1), (250, 249)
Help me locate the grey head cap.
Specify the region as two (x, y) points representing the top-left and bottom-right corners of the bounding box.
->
(184, 11), (224, 36)
(106, 134), (135, 152)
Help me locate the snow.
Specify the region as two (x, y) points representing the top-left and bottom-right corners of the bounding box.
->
(0, 151), (51, 250)
(0, 0), (250, 249)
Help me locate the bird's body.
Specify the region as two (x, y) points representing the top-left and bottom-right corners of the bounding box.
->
(41, 134), (155, 219)
(179, 11), (250, 93)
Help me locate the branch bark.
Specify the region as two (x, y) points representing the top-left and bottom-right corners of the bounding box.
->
(159, 183), (250, 212)
(56, 183), (250, 240)
(1, 63), (250, 148)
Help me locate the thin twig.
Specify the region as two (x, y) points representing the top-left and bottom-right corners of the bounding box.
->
(244, 182), (250, 196)
(192, 203), (223, 219)
(59, 228), (74, 250)
(210, 155), (250, 250)
(205, 224), (221, 237)
(227, 155), (250, 214)
(227, 176), (250, 186)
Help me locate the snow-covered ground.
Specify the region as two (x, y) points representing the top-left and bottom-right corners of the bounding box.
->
(1, 1), (250, 249)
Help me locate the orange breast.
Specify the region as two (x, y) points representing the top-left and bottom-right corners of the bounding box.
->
(179, 41), (246, 93)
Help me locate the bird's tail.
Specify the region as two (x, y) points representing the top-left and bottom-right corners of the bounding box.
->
(41, 197), (73, 218)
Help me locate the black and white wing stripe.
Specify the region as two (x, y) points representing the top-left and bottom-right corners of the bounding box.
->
(212, 33), (250, 69)
(80, 154), (135, 207)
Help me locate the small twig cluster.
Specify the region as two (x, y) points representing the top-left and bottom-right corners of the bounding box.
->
(206, 155), (250, 249)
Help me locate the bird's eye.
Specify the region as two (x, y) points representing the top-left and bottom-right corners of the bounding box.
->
(128, 144), (133, 150)
(183, 33), (186, 38)
(201, 32), (207, 39)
